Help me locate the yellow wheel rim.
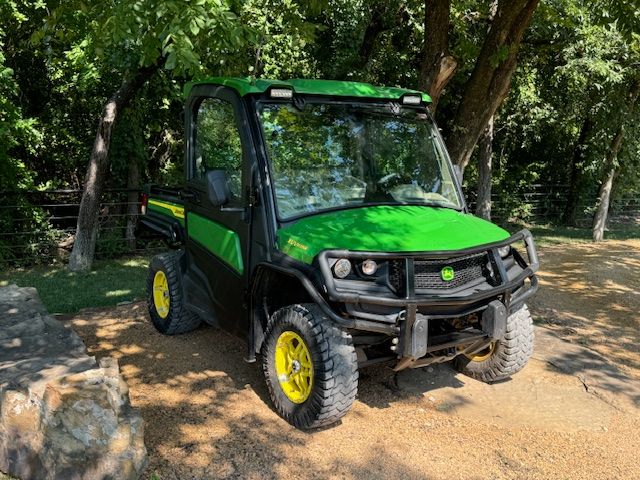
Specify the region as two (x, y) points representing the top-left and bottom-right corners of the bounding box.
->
(465, 342), (496, 362)
(153, 270), (170, 319)
(274, 331), (314, 404)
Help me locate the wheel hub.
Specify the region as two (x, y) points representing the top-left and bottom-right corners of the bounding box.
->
(152, 270), (170, 319)
(274, 331), (314, 404)
(291, 360), (301, 373)
(463, 342), (496, 362)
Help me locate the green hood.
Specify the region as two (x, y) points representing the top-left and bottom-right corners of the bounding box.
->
(277, 205), (510, 264)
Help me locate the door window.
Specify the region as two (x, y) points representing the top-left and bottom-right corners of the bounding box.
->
(193, 98), (243, 201)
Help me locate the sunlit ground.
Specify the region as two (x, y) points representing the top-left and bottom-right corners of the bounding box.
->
(529, 238), (640, 378)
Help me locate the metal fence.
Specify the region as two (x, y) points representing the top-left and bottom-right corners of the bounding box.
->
(0, 189), (163, 267)
(0, 185), (638, 268)
(468, 184), (640, 226)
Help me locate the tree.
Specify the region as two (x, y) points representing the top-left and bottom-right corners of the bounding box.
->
(37, 0), (255, 271)
(592, 79), (640, 241)
(69, 65), (160, 270)
(418, 0), (456, 108)
(562, 117), (592, 225)
(475, 115), (493, 220)
(447, 0), (540, 174)
(473, 1), (497, 220)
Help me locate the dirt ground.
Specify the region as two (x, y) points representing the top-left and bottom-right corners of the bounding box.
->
(65, 240), (640, 480)
(530, 239), (640, 379)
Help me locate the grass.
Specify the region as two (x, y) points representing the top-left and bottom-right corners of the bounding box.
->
(504, 223), (640, 246)
(0, 256), (150, 314)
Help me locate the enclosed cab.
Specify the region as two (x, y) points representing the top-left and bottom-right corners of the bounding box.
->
(141, 78), (539, 429)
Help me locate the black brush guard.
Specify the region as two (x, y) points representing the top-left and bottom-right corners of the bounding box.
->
(317, 229), (539, 367)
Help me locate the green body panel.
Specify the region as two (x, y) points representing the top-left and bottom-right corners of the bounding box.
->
(277, 206), (510, 264)
(147, 198), (185, 226)
(187, 212), (244, 274)
(185, 77), (432, 103)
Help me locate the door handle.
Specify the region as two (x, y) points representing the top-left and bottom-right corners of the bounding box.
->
(181, 189), (200, 203)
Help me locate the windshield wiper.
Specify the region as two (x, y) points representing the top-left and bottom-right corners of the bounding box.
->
(409, 200), (462, 211)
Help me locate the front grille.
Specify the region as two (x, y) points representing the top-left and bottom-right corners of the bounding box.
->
(389, 252), (490, 292)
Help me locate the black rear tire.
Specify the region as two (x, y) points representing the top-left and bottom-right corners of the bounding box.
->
(146, 251), (201, 335)
(262, 304), (358, 429)
(454, 304), (534, 382)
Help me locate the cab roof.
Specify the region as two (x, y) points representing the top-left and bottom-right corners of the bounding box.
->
(185, 77), (432, 103)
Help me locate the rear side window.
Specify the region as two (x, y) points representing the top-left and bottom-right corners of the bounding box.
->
(193, 97), (243, 198)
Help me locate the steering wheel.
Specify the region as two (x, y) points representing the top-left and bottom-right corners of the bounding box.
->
(377, 172), (401, 186)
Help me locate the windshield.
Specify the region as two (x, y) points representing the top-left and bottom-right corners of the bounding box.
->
(258, 100), (463, 220)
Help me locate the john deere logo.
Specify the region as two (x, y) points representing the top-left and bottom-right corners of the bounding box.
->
(441, 266), (455, 282)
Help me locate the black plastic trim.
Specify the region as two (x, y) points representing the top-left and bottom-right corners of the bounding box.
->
(318, 229), (539, 310)
(139, 212), (184, 243)
(252, 262), (397, 335)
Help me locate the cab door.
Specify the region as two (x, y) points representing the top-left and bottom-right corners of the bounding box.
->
(183, 85), (252, 334)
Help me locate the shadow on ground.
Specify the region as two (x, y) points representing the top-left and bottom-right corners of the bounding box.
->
(65, 305), (436, 479)
(64, 299), (640, 479)
(529, 240), (640, 377)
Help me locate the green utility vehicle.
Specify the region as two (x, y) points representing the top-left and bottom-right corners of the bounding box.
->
(140, 77), (539, 429)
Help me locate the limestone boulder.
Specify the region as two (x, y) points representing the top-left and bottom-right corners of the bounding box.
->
(0, 285), (147, 480)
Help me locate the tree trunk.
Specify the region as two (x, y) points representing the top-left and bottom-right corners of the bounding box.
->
(563, 117), (592, 225)
(473, 3), (498, 221)
(592, 129), (624, 242)
(68, 65), (158, 272)
(418, 0), (457, 109)
(350, 4), (408, 73)
(125, 158), (140, 251)
(447, 0), (540, 176)
(592, 79), (640, 242)
(475, 116), (494, 220)
(356, 7), (386, 70)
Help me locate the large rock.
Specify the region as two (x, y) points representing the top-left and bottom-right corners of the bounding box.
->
(0, 285), (147, 480)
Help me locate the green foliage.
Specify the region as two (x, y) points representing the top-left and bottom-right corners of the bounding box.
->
(110, 106), (148, 181)
(39, 0), (247, 75)
(0, 2), (57, 267)
(234, 0), (322, 78)
(0, 11), (40, 190)
(492, 0), (640, 219)
(0, 0), (638, 268)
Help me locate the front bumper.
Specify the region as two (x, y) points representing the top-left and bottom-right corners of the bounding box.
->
(317, 229), (539, 363)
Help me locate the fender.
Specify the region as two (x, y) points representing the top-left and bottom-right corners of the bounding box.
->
(245, 262), (398, 362)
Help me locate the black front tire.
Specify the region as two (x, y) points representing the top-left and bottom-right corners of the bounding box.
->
(262, 304), (359, 429)
(454, 304), (534, 382)
(146, 251), (201, 335)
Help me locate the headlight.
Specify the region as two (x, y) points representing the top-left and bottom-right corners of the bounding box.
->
(497, 245), (511, 258)
(361, 259), (378, 276)
(333, 258), (352, 278)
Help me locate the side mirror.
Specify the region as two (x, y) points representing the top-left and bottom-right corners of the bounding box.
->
(206, 169), (230, 206)
(453, 164), (463, 183)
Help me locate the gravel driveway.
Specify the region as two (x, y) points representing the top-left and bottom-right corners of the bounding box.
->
(64, 241), (640, 480)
